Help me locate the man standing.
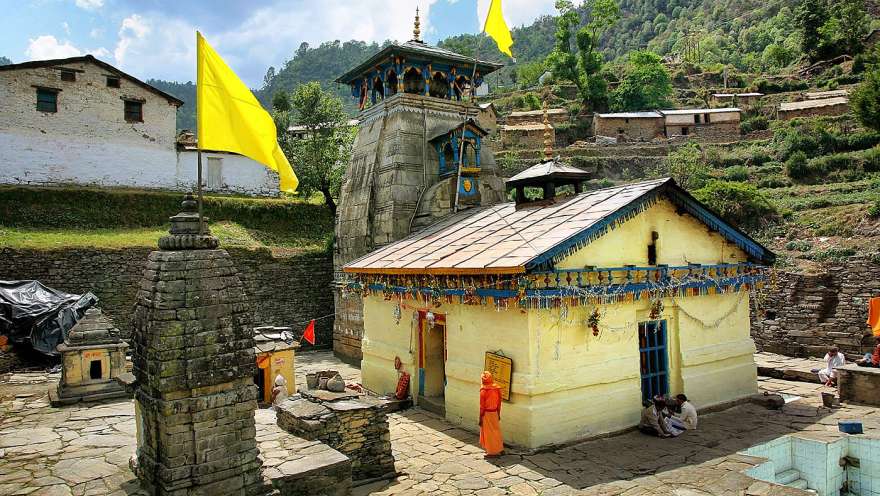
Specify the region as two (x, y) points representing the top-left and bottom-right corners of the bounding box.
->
(818, 347), (846, 386)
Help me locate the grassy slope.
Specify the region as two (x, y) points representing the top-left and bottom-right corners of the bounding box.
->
(0, 187), (334, 253)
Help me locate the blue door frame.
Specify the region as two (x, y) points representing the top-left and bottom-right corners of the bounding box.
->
(638, 320), (669, 402)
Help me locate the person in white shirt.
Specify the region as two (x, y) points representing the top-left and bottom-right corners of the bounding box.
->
(672, 394), (698, 430)
(270, 373), (288, 409)
(818, 347), (845, 386)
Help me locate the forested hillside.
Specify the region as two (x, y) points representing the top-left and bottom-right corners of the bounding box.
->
(149, 0), (880, 127)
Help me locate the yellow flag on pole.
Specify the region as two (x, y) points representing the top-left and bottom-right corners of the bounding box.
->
(196, 32), (298, 193)
(484, 0), (513, 58)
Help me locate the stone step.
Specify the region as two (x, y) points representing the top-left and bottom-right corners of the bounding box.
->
(787, 479), (809, 490)
(776, 469), (801, 485)
(418, 395), (446, 417)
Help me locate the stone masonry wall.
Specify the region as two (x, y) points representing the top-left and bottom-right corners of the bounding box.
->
(751, 256), (880, 360)
(0, 247), (335, 346)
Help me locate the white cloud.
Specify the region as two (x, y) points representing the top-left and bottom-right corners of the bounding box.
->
(25, 35), (82, 60)
(112, 14), (195, 81)
(75, 0), (104, 10)
(477, 0), (555, 28)
(62, 22), (71, 35)
(90, 28), (103, 39)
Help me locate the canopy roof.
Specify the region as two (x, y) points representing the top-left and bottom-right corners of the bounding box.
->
(335, 40), (503, 84)
(344, 178), (775, 275)
(506, 160), (591, 188)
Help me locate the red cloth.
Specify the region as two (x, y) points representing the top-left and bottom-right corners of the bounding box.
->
(873, 344), (880, 367)
(479, 371), (503, 455)
(869, 297), (880, 337)
(302, 320), (316, 345)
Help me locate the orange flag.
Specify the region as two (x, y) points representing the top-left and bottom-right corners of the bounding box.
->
(302, 320), (316, 345)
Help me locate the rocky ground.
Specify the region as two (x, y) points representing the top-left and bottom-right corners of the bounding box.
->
(0, 351), (877, 496)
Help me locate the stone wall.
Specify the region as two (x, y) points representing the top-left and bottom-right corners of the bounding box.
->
(778, 102), (850, 121)
(751, 256), (880, 360)
(0, 247), (335, 346)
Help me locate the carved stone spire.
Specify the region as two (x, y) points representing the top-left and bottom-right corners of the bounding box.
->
(413, 7), (421, 42)
(542, 100), (553, 162)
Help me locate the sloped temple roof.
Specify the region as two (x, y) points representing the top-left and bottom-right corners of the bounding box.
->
(344, 178), (775, 275)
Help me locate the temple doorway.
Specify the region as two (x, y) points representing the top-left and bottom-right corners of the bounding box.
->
(429, 71), (449, 98)
(419, 312), (446, 416)
(403, 67), (424, 94)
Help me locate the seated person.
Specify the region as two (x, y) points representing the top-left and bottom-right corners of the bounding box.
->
(670, 394), (698, 431)
(818, 347), (846, 386)
(857, 336), (880, 368)
(639, 396), (682, 438)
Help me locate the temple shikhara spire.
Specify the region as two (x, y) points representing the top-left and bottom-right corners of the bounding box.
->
(413, 7), (421, 42)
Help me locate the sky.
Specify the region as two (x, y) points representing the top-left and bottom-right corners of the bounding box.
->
(0, 0), (556, 86)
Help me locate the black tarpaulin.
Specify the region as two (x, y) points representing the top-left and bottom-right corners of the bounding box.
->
(0, 280), (97, 355)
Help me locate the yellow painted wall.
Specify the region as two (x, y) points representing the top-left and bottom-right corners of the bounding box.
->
(358, 196), (759, 448)
(260, 348), (296, 401)
(557, 198), (747, 269)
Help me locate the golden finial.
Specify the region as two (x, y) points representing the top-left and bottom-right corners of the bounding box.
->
(542, 100), (553, 161)
(413, 7), (421, 42)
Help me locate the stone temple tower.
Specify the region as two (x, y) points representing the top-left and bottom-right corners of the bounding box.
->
(332, 11), (507, 363)
(130, 194), (265, 495)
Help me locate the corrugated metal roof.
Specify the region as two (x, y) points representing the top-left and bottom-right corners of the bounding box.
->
(596, 112), (663, 119)
(344, 178), (672, 274)
(509, 108), (568, 117)
(804, 90), (849, 100)
(660, 108), (741, 115)
(779, 97), (848, 111)
(500, 124), (550, 131)
(506, 161), (591, 183)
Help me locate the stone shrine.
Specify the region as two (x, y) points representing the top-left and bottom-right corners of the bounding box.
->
(332, 11), (508, 363)
(130, 194), (265, 495)
(50, 307), (129, 406)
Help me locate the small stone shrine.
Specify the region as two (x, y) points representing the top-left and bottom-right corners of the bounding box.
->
(50, 307), (129, 406)
(277, 390), (395, 482)
(130, 193), (266, 495)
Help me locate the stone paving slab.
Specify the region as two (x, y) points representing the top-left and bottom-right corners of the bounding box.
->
(755, 352), (825, 383)
(2, 351), (879, 495)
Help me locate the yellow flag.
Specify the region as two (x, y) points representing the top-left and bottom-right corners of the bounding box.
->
(196, 32), (298, 193)
(484, 0), (513, 58)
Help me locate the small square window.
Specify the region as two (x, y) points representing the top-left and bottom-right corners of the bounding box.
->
(124, 100), (143, 122)
(106, 76), (120, 88)
(36, 89), (58, 113)
(60, 69), (76, 82)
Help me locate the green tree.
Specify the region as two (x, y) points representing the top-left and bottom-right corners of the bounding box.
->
(546, 0), (620, 110)
(0, 56), (11, 65)
(272, 91), (291, 112)
(516, 61), (547, 88)
(851, 69), (880, 133)
(821, 0), (869, 57)
(655, 141), (710, 190)
(795, 0), (827, 62)
(693, 180), (779, 230)
(609, 51), (672, 111)
(275, 82), (353, 215)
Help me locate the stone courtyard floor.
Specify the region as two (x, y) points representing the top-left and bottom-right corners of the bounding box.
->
(1, 351), (877, 496)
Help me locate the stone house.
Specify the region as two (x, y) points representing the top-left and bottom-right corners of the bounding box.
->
(777, 97), (850, 121)
(660, 108), (741, 139)
(499, 123), (554, 149)
(343, 176), (774, 448)
(476, 102), (498, 135)
(0, 55), (279, 196)
(593, 111), (664, 141)
(506, 107), (568, 126)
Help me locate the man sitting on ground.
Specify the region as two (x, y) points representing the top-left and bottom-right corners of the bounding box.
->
(639, 396), (682, 437)
(671, 394), (698, 430)
(818, 347), (846, 386)
(857, 336), (880, 368)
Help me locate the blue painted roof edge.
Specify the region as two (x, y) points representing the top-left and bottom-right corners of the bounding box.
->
(524, 179), (776, 271)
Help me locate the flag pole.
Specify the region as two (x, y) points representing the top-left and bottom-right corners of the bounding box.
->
(453, 12), (489, 213)
(195, 32), (205, 235)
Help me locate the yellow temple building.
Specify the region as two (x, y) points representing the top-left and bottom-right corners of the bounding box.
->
(342, 163), (775, 448)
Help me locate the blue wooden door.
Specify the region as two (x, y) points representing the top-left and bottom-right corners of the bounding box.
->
(638, 320), (669, 402)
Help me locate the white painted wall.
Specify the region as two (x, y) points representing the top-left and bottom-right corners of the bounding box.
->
(0, 58), (281, 197)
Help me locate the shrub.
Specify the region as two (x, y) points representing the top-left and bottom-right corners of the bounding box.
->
(522, 92), (542, 111)
(785, 240), (813, 252)
(851, 69), (880, 133)
(805, 247), (858, 262)
(756, 162), (785, 175)
(723, 165), (750, 182)
(869, 201), (880, 218)
(740, 115), (769, 134)
(785, 151), (810, 179)
(656, 142), (710, 190)
(757, 174), (791, 189)
(692, 180), (780, 230)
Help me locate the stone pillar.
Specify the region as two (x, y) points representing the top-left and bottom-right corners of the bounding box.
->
(130, 194), (266, 495)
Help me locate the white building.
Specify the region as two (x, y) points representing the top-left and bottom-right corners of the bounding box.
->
(0, 55), (279, 197)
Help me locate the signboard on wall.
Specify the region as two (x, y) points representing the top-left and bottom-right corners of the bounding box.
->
(484, 352), (513, 401)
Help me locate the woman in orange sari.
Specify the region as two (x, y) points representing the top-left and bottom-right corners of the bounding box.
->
(479, 371), (504, 457)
